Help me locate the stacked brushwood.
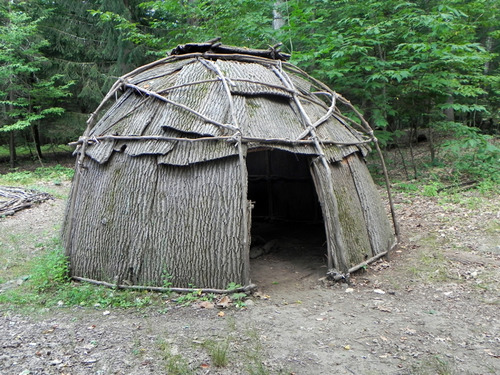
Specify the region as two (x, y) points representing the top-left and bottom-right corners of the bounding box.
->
(0, 186), (52, 216)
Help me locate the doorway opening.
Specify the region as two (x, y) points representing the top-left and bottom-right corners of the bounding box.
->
(246, 149), (328, 289)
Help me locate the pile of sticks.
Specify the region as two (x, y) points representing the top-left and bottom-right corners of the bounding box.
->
(0, 186), (53, 216)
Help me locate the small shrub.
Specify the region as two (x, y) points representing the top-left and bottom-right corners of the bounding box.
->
(422, 182), (441, 197)
(29, 246), (69, 293)
(394, 181), (420, 194)
(439, 122), (499, 186)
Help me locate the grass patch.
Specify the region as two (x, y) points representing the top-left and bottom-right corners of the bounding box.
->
(410, 355), (456, 375)
(406, 245), (455, 284)
(244, 328), (271, 375)
(157, 339), (195, 375)
(0, 238), (163, 310)
(0, 232), (48, 282)
(203, 339), (230, 367)
(0, 165), (74, 186)
(0, 144), (73, 159)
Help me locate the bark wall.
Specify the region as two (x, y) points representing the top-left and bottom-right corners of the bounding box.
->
(328, 157), (372, 267)
(346, 154), (395, 255)
(310, 152), (395, 272)
(63, 153), (249, 289)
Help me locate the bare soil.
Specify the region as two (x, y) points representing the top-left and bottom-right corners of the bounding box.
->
(1, 181), (499, 375)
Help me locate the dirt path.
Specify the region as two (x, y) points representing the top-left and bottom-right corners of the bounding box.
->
(1, 186), (499, 375)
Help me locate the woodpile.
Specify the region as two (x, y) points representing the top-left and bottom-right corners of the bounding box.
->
(0, 186), (52, 216)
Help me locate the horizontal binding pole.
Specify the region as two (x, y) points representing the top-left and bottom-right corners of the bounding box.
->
(329, 240), (399, 281)
(329, 250), (390, 281)
(71, 276), (257, 295)
(69, 134), (372, 147)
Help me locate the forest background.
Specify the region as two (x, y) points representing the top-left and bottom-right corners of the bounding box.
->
(0, 0), (499, 187)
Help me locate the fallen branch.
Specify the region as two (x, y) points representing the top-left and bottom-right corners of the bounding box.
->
(327, 242), (398, 281)
(437, 180), (478, 193)
(71, 276), (257, 295)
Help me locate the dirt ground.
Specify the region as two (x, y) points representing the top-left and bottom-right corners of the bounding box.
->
(1, 181), (499, 375)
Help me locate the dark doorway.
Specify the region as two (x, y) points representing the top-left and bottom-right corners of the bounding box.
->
(246, 149), (328, 290)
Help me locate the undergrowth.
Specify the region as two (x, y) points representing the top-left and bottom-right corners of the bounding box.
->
(0, 144), (73, 160)
(0, 238), (250, 311)
(371, 125), (499, 193)
(0, 165), (74, 186)
(0, 240), (163, 309)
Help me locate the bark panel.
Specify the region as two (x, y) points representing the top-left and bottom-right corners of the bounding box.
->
(63, 153), (248, 289)
(346, 154), (395, 255)
(310, 158), (349, 273)
(327, 157), (373, 266)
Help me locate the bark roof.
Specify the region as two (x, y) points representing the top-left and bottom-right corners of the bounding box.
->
(81, 44), (372, 166)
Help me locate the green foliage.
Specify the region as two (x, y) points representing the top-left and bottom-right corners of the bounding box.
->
(439, 122), (500, 183)
(29, 245), (69, 293)
(0, 236), (160, 309)
(136, 0), (277, 49)
(173, 288), (205, 306)
(421, 182), (441, 197)
(0, 3), (73, 134)
(393, 181), (420, 194)
(283, 0), (496, 133)
(226, 282), (242, 291)
(161, 269), (174, 293)
(0, 0), (497, 188)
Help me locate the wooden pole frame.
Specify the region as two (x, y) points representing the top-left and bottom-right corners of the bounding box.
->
(65, 48), (399, 286)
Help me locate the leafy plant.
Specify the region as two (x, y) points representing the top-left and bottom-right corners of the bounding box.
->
(29, 245), (69, 293)
(439, 122), (500, 185)
(422, 182), (442, 197)
(231, 292), (248, 308)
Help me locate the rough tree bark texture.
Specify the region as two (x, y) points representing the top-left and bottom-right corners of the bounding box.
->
(311, 153), (394, 271)
(63, 153), (249, 289)
(328, 156), (372, 266)
(347, 154), (395, 255)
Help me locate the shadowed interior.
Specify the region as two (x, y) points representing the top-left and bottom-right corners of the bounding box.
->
(246, 149), (327, 268)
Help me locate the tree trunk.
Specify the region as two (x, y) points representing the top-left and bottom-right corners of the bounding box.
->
(444, 95), (454, 122)
(9, 131), (16, 169)
(8, 89), (16, 168)
(32, 124), (44, 162)
(273, 1), (286, 30)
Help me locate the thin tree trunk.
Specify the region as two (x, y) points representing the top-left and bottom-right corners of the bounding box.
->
(444, 95), (454, 123)
(408, 123), (417, 179)
(32, 124), (44, 164)
(428, 127), (435, 163)
(8, 90), (16, 168)
(273, 1), (286, 30)
(395, 145), (409, 180)
(9, 131), (16, 169)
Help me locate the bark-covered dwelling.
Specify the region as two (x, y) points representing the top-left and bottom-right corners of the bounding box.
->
(63, 42), (398, 289)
